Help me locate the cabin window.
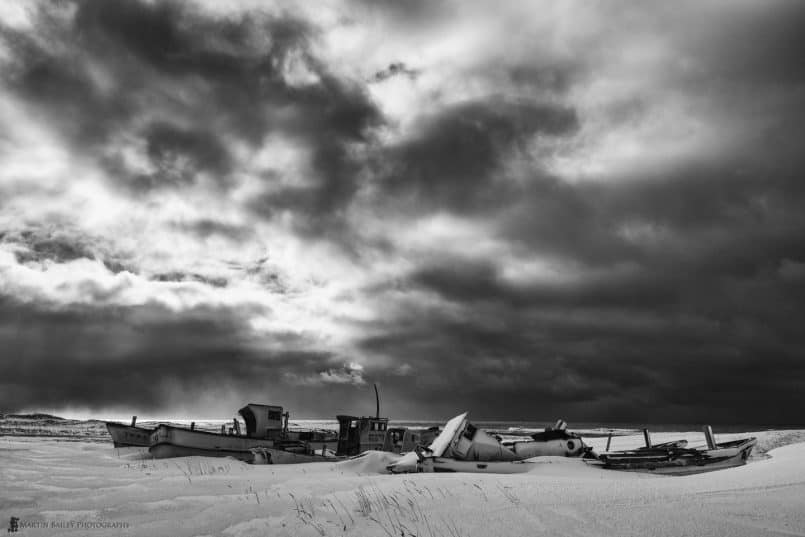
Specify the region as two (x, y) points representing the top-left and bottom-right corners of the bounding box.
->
(268, 410), (282, 421)
(463, 423), (477, 441)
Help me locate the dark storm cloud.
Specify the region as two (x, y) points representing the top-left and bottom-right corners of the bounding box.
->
(408, 257), (677, 311)
(2, 0), (282, 181)
(358, 111), (805, 424)
(370, 149), (805, 422)
(0, 298), (374, 415)
(358, 308), (647, 421)
(378, 271), (805, 425)
(3, 0), (805, 423)
(1, 0), (382, 225)
(678, 1), (805, 86)
(378, 99), (578, 213)
(348, 0), (441, 24)
(505, 63), (579, 95)
(9, 232), (96, 265)
(151, 271), (229, 288)
(246, 71), (382, 237)
(0, 298), (255, 411)
(171, 218), (254, 242)
(2, 227), (135, 274)
(360, 270), (805, 424)
(134, 122), (233, 189)
(495, 156), (805, 273)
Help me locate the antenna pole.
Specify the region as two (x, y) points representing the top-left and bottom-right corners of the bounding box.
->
(374, 383), (380, 418)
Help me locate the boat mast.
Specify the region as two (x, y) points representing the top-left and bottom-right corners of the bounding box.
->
(374, 383), (380, 419)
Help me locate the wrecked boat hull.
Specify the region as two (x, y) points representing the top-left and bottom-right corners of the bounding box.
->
(386, 413), (589, 474)
(149, 442), (329, 463)
(506, 431), (588, 458)
(596, 437), (757, 475)
(106, 422), (153, 448)
(148, 424), (332, 463)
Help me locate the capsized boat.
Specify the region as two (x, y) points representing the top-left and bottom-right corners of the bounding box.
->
(593, 426), (757, 475)
(149, 404), (339, 463)
(106, 416), (153, 447)
(387, 413), (588, 474)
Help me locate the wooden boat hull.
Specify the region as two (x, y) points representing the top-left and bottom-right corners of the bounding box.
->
(148, 425), (332, 463)
(106, 422), (153, 447)
(598, 437), (757, 475)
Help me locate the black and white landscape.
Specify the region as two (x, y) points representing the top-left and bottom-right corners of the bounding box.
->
(1, 1), (805, 535)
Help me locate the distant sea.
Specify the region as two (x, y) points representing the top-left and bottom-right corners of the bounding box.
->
(0, 414), (800, 443)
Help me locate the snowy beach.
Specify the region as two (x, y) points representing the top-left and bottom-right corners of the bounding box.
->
(2, 428), (805, 537)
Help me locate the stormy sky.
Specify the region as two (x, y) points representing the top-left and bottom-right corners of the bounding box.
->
(1, 0), (804, 424)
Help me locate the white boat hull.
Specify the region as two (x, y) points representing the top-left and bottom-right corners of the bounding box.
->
(106, 422), (153, 448)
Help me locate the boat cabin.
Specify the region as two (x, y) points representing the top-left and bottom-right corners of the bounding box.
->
(384, 426), (441, 454)
(336, 415), (389, 456)
(238, 404), (288, 440)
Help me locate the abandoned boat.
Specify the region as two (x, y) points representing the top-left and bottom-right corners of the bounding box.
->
(106, 416), (153, 447)
(594, 426), (757, 475)
(149, 386), (442, 463)
(334, 383), (440, 457)
(335, 415), (440, 456)
(387, 413), (588, 474)
(502, 419), (589, 458)
(149, 404), (338, 462)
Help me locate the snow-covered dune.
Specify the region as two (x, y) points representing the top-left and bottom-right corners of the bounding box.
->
(2, 429), (805, 536)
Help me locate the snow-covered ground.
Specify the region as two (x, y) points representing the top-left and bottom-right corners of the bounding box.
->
(1, 429), (804, 536)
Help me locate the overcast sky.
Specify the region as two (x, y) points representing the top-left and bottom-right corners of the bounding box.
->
(1, 0), (804, 423)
